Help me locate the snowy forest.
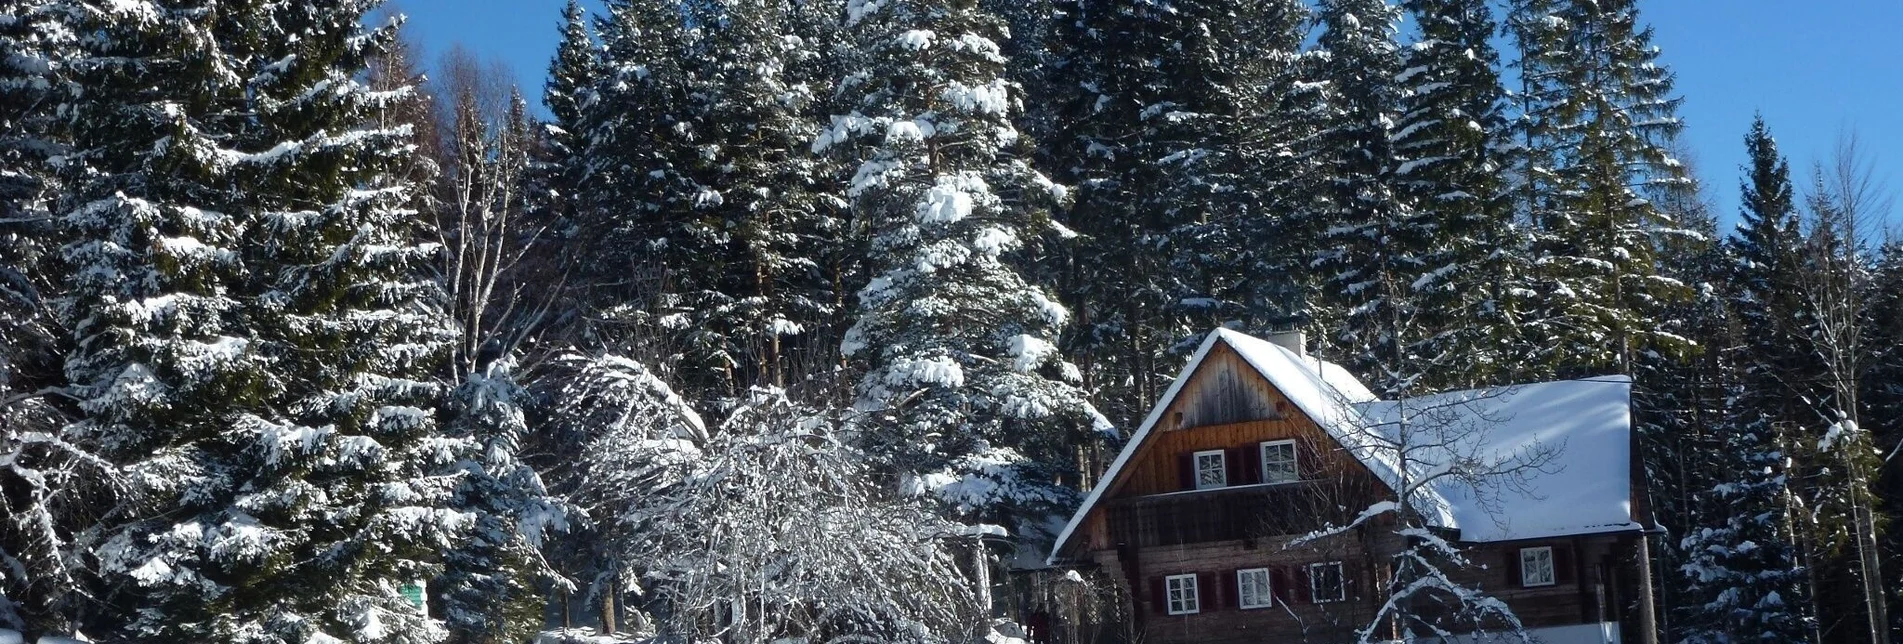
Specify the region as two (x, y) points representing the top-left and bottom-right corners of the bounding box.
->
(1, 0), (1900, 642)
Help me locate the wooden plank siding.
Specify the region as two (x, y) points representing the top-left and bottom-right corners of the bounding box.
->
(1103, 343), (1384, 501)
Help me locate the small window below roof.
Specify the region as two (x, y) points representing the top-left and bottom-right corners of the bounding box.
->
(1193, 450), (1226, 490)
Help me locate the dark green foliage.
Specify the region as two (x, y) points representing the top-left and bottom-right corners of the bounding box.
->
(60, 2), (462, 640)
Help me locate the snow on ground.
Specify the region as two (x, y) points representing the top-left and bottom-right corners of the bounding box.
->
(0, 631), (87, 644)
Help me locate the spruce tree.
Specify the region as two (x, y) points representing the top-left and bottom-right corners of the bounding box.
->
(824, 0), (1110, 546)
(1663, 125), (1811, 641)
(1040, 0), (1312, 426)
(1391, 0), (1525, 388)
(0, 1), (97, 635)
(533, 0), (601, 244)
(62, 3), (464, 641)
(438, 357), (562, 644)
(570, 0), (697, 317)
(1509, 0), (1692, 376)
(661, 0), (847, 399)
(1309, 0), (1415, 396)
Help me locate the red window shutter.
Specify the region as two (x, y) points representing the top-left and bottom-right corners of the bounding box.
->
(1507, 549), (1523, 587)
(1200, 571), (1221, 611)
(1270, 567), (1292, 605)
(1555, 545), (1576, 584)
(1224, 569), (1241, 610)
(1296, 565), (1313, 603)
(1231, 447), (1260, 485)
(1151, 577), (1168, 615)
(1179, 453), (1196, 490)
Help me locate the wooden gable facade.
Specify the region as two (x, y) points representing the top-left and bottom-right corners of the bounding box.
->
(1049, 332), (1655, 644)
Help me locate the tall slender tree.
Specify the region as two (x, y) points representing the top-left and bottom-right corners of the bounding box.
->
(1511, 0), (1692, 377)
(1391, 0), (1524, 389)
(0, 2), (102, 636)
(1672, 117), (1812, 643)
(823, 0), (1110, 547)
(1040, 0), (1313, 427)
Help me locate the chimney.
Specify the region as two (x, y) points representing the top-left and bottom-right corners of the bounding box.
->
(1266, 329), (1307, 360)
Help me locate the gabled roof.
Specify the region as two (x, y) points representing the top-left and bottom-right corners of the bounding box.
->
(1047, 329), (1640, 564)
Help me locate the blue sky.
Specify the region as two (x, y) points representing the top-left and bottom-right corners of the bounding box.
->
(389, 0), (1901, 235)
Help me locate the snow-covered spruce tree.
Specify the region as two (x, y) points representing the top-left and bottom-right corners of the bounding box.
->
(609, 388), (985, 643)
(567, 0), (697, 318)
(1652, 130), (1811, 641)
(1507, 0), (1692, 377)
(534, 0), (602, 242)
(60, 3), (465, 641)
(1308, 0), (1419, 398)
(1675, 391), (1811, 644)
(1390, 0), (1527, 389)
(533, 352), (706, 635)
(1039, 0), (1313, 427)
(437, 356), (564, 644)
(657, 0), (849, 400)
(0, 3), (107, 635)
(820, 0), (1112, 546)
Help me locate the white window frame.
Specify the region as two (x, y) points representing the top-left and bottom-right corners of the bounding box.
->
(1309, 561), (1346, 603)
(1192, 449), (1227, 490)
(1165, 573), (1200, 615)
(1260, 439), (1299, 483)
(1237, 567), (1274, 609)
(1520, 546), (1557, 587)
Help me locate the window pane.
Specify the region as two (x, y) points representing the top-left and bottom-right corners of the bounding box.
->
(1521, 548), (1555, 586)
(1239, 569), (1271, 608)
(1167, 575), (1199, 614)
(1195, 452), (1225, 489)
(1312, 563), (1345, 602)
(1262, 442), (1298, 482)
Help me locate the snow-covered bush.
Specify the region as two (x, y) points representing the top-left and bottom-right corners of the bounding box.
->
(605, 388), (985, 643)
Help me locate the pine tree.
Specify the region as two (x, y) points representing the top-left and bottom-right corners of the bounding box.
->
(437, 356), (563, 643)
(1039, 0), (1313, 426)
(1391, 0), (1524, 389)
(532, 0), (600, 245)
(0, 2), (100, 635)
(1664, 126), (1812, 641)
(1309, 0), (1415, 397)
(570, 0), (697, 319)
(656, 0), (848, 400)
(1509, 0), (1692, 376)
(822, 0), (1110, 545)
(61, 3), (464, 641)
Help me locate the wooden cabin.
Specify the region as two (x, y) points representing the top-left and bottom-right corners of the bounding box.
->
(1046, 329), (1658, 644)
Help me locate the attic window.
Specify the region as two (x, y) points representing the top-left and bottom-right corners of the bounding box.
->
(1260, 440), (1298, 483)
(1193, 450), (1226, 490)
(1172, 411), (1185, 429)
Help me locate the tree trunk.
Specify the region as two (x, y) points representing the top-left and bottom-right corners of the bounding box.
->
(600, 577), (618, 635)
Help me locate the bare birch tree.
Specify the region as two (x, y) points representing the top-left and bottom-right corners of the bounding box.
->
(1793, 131), (1892, 644)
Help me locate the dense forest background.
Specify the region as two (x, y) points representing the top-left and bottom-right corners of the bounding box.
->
(1, 0), (1900, 642)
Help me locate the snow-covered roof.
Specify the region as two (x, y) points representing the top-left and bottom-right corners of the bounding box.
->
(1355, 377), (1641, 542)
(1047, 329), (1639, 564)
